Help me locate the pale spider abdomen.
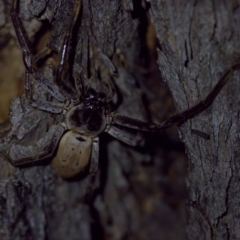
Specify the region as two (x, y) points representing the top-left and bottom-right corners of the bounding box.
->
(51, 130), (92, 178)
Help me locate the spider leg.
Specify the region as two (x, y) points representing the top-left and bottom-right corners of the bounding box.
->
(110, 113), (159, 131)
(111, 64), (240, 131)
(56, 0), (81, 95)
(83, 137), (99, 200)
(159, 63), (240, 129)
(84, 137), (99, 201)
(11, 0), (32, 72)
(0, 124), (65, 167)
(11, 0), (67, 103)
(89, 137), (99, 174)
(72, 71), (84, 100)
(25, 72), (66, 113)
(106, 125), (144, 146)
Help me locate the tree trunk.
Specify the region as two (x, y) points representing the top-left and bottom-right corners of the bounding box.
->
(0, 0), (188, 239)
(1, 0), (238, 240)
(150, 0), (240, 239)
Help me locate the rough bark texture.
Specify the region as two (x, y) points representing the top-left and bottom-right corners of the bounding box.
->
(1, 0), (239, 240)
(0, 0), (187, 240)
(150, 0), (240, 239)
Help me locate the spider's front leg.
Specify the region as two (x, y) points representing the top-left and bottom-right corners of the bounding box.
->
(11, 0), (70, 112)
(24, 73), (67, 113)
(110, 63), (240, 132)
(56, 0), (81, 93)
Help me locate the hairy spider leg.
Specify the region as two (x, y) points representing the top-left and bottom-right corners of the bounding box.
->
(110, 63), (240, 131)
(159, 63), (240, 129)
(106, 125), (144, 146)
(56, 0), (83, 98)
(0, 124), (65, 167)
(89, 137), (99, 174)
(11, 0), (68, 113)
(24, 74), (66, 113)
(83, 137), (100, 200)
(11, 0), (31, 72)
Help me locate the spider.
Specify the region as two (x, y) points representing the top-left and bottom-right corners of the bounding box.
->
(2, 0), (239, 178)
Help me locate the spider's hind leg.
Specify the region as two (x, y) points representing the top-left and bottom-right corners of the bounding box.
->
(0, 124), (65, 168)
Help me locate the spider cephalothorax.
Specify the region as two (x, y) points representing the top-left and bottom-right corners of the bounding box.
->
(66, 88), (108, 137)
(2, 0), (239, 178)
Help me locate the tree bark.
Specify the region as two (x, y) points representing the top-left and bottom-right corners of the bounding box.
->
(2, 0), (238, 240)
(150, 0), (240, 239)
(0, 0), (188, 239)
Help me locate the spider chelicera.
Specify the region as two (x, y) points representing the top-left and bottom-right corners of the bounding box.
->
(2, 0), (239, 178)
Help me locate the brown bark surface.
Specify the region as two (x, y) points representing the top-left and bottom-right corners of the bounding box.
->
(1, 0), (239, 240)
(0, 1), (188, 239)
(150, 0), (240, 239)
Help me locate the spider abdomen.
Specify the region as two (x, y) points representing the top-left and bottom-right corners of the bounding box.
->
(51, 130), (92, 178)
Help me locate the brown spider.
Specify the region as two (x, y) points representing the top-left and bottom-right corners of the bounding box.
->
(1, 0), (239, 178)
